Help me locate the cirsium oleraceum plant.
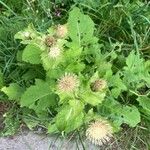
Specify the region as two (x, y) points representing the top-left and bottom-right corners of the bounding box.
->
(1, 7), (150, 146)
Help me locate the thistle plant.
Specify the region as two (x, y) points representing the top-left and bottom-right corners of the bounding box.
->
(1, 6), (149, 147)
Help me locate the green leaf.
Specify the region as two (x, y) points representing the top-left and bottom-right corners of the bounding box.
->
(31, 93), (57, 116)
(123, 51), (145, 84)
(14, 24), (38, 44)
(109, 73), (127, 98)
(68, 7), (95, 45)
(64, 43), (82, 59)
(100, 99), (140, 127)
(137, 96), (150, 114)
(48, 124), (58, 134)
(21, 79), (54, 108)
(21, 67), (45, 81)
(41, 51), (63, 70)
(65, 62), (85, 73)
(69, 99), (84, 115)
(65, 112), (84, 133)
(16, 50), (23, 62)
(121, 106), (141, 127)
(82, 91), (106, 106)
(125, 51), (141, 69)
(22, 44), (42, 64)
(1, 83), (25, 101)
(56, 100), (84, 132)
(40, 51), (54, 70)
(23, 118), (39, 130)
(55, 106), (70, 131)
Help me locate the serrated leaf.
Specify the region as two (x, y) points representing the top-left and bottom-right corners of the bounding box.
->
(121, 106), (141, 127)
(56, 100), (84, 132)
(41, 52), (55, 70)
(65, 112), (84, 133)
(110, 73), (127, 90)
(65, 62), (85, 73)
(68, 7), (95, 45)
(137, 96), (150, 113)
(100, 99), (140, 127)
(65, 43), (82, 59)
(1, 83), (25, 101)
(124, 51), (144, 75)
(21, 79), (54, 107)
(69, 99), (84, 115)
(110, 73), (127, 98)
(82, 91), (106, 106)
(22, 44), (42, 64)
(41, 51), (63, 70)
(31, 93), (57, 116)
(21, 67), (45, 81)
(111, 88), (122, 98)
(55, 106), (70, 131)
(14, 24), (38, 44)
(23, 118), (39, 130)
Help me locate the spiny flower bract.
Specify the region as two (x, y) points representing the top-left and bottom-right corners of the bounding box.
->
(45, 36), (56, 47)
(86, 120), (113, 146)
(91, 79), (107, 92)
(57, 73), (79, 93)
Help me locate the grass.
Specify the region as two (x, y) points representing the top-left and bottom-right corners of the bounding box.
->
(0, 0), (150, 149)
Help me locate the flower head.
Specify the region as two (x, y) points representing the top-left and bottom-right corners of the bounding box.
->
(91, 79), (107, 92)
(56, 24), (68, 38)
(45, 36), (56, 47)
(48, 46), (61, 59)
(58, 73), (79, 93)
(86, 120), (113, 146)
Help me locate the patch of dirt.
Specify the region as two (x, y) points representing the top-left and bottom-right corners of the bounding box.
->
(0, 102), (9, 130)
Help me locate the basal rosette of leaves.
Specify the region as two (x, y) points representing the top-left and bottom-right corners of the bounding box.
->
(1, 7), (150, 144)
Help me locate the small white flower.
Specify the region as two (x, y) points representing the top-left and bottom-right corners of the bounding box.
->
(48, 46), (61, 59)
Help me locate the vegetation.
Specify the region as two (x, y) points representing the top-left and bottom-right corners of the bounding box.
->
(0, 0), (150, 149)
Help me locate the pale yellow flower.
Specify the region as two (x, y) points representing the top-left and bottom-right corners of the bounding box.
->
(56, 24), (68, 38)
(58, 73), (79, 92)
(86, 120), (113, 146)
(48, 46), (61, 59)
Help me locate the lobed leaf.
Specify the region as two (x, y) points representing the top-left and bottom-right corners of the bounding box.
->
(1, 83), (25, 101)
(22, 44), (42, 64)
